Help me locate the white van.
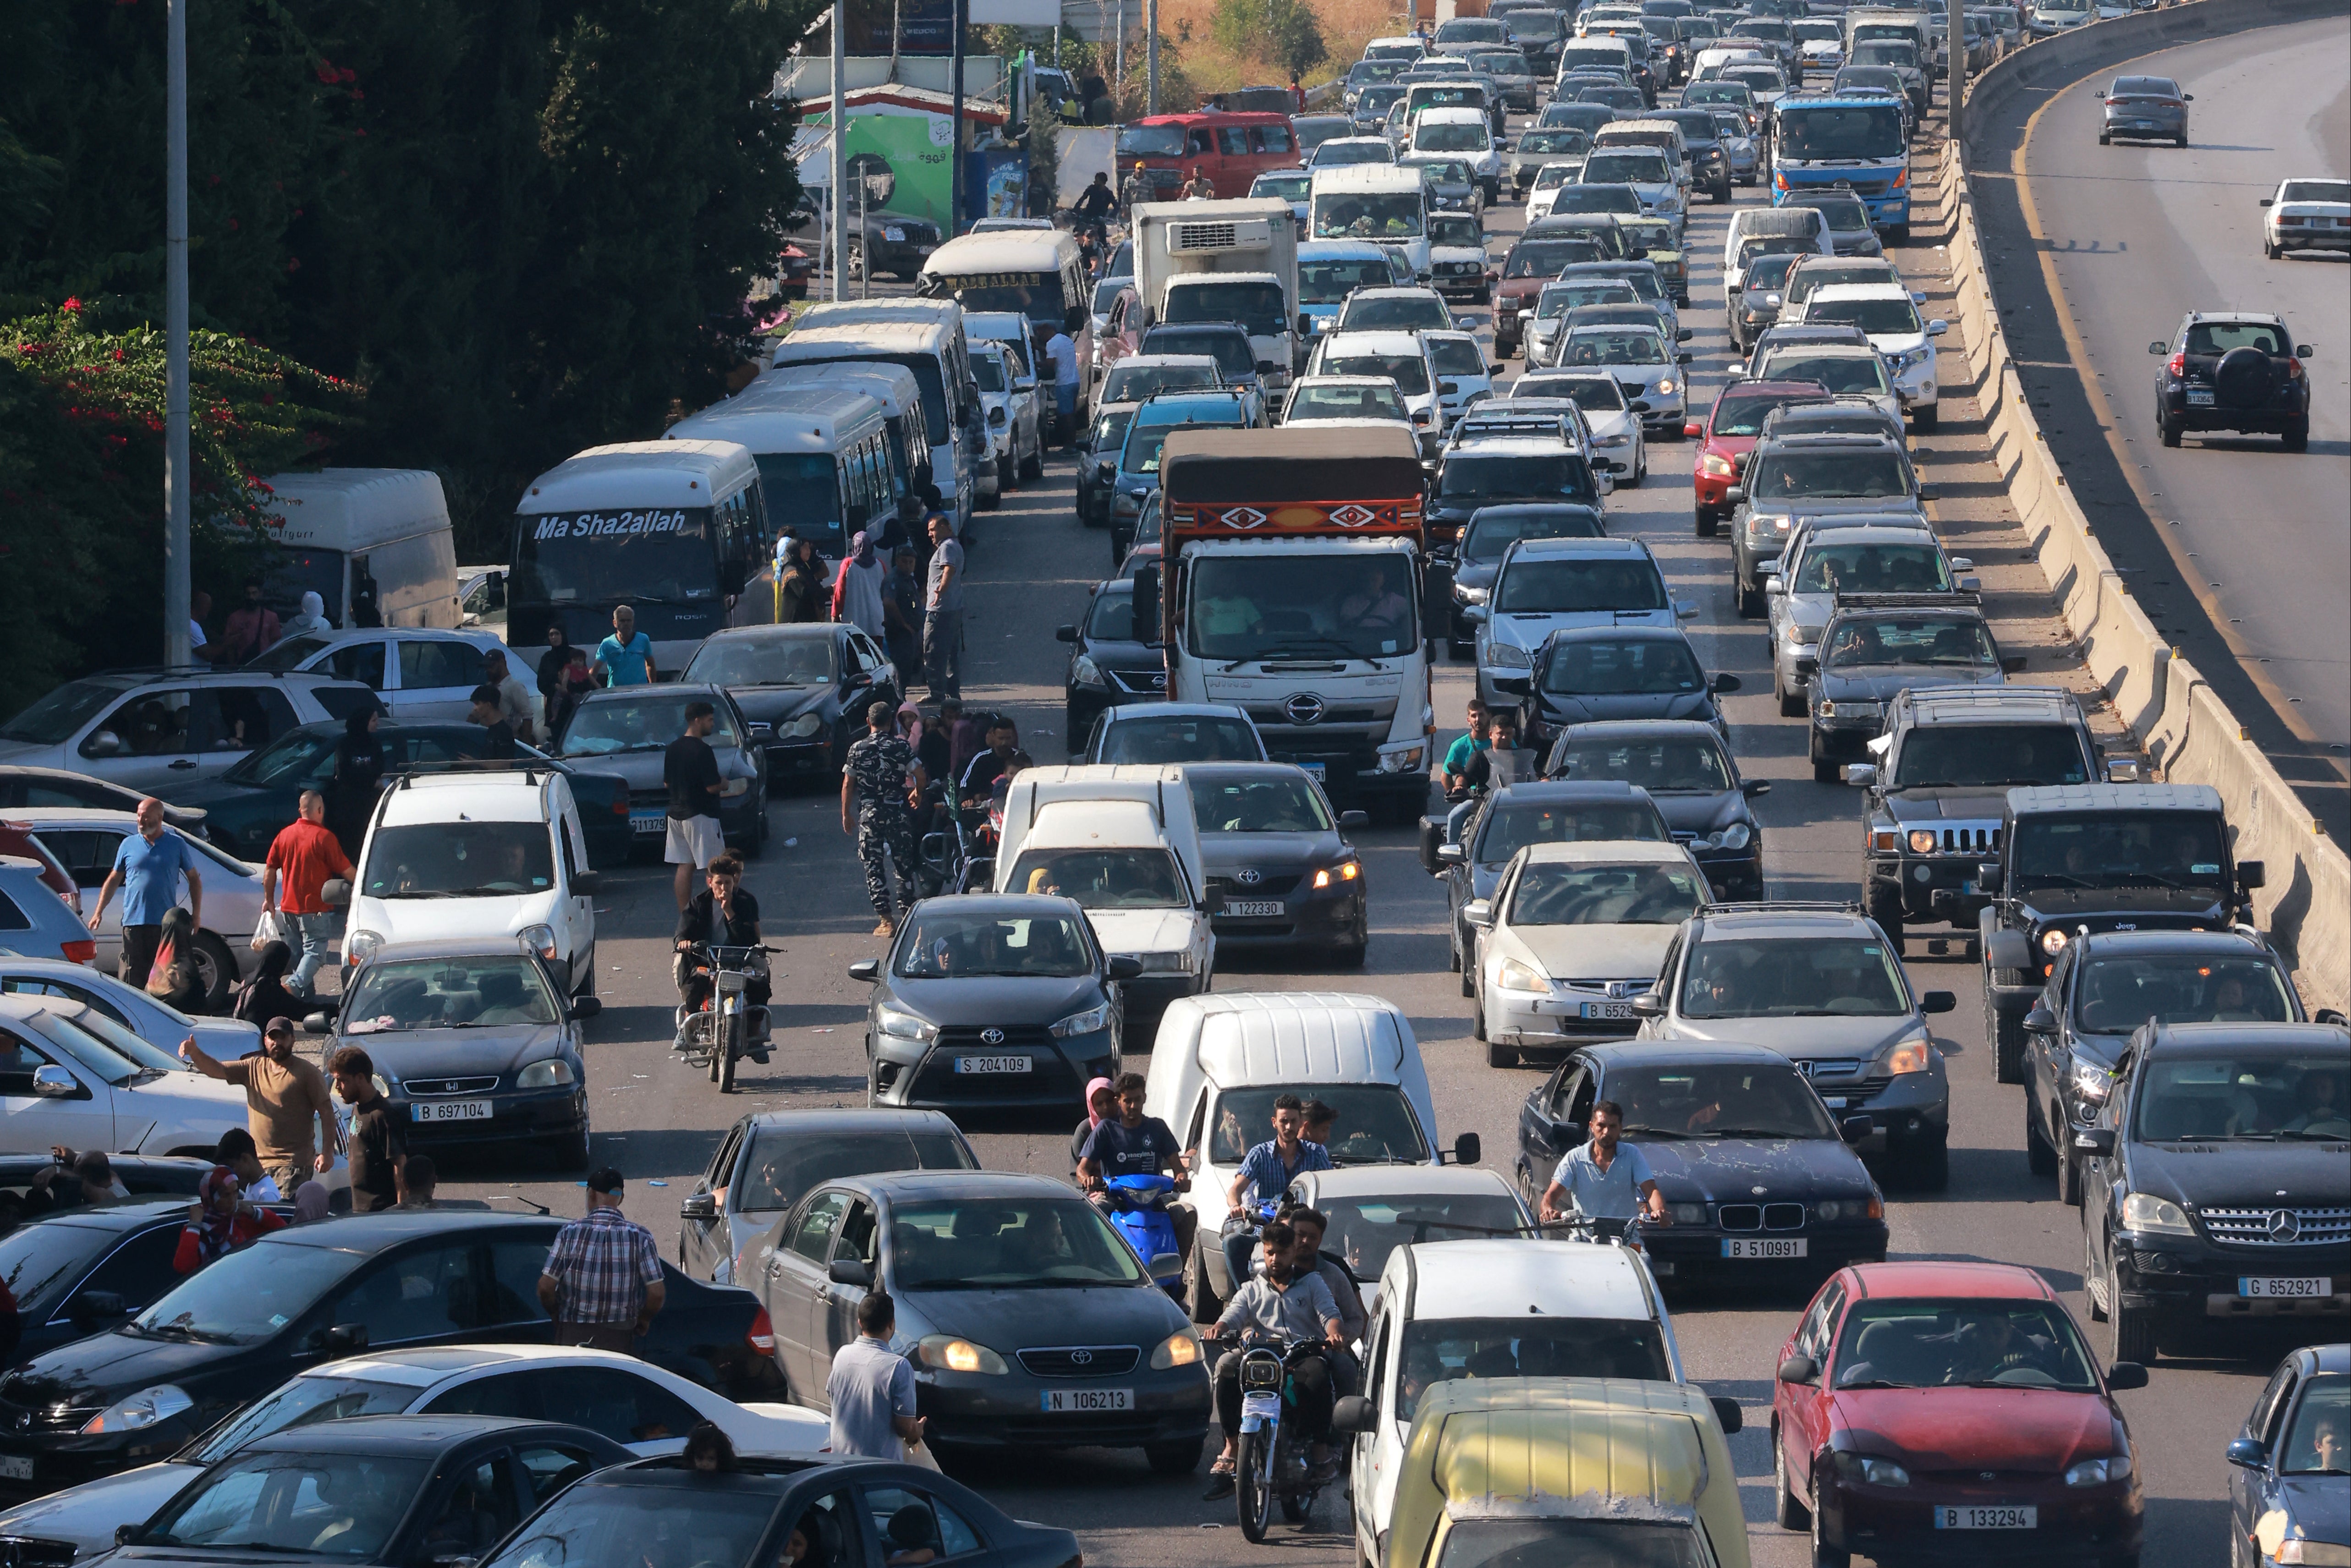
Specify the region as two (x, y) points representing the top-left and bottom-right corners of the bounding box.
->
(1142, 991), (1461, 1311)
(260, 469), (459, 630)
(506, 440), (766, 676)
(1310, 166), (1434, 283)
(667, 384), (900, 562)
(345, 771), (601, 997)
(1721, 205), (1833, 291)
(770, 311), (980, 531)
(994, 765), (1212, 1008)
(757, 361), (937, 526)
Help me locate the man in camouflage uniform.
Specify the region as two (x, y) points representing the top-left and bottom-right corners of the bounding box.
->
(841, 700), (928, 937)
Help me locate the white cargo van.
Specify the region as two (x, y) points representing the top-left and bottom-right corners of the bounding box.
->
(260, 469), (460, 630)
(994, 765), (1213, 1009)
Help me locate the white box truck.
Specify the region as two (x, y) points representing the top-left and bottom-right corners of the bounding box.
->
(1130, 199), (1306, 391)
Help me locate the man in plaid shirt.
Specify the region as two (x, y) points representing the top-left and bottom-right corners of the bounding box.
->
(536, 1168), (666, 1353)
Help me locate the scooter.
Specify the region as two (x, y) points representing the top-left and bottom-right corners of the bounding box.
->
(675, 943), (775, 1094)
(1103, 1173), (1185, 1297)
(1235, 1335), (1329, 1542)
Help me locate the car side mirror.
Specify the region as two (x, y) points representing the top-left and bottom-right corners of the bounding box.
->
(1841, 763), (1877, 787)
(989, 407), (1007, 426)
(1839, 1114), (1873, 1145)
(2258, 197), (2274, 208)
(1595, 471), (1614, 496)
(2074, 1127), (2117, 1158)
(2225, 1436), (2267, 1468)
(1107, 954), (1146, 982)
(680, 1192), (718, 1221)
(1708, 1395), (1743, 1435)
(1710, 671), (1741, 694)
(1436, 842), (1466, 866)
(2147, 340), (2167, 356)
(30, 1064), (79, 1100)
(1917, 483), (1939, 501)
(2237, 860), (2265, 891)
(1463, 899), (1494, 928)
(1724, 486), (1746, 504)
(302, 1010), (333, 1035)
(1677, 351), (1694, 364)
(567, 996), (602, 1023)
(827, 1258), (875, 1288)
(569, 871), (601, 896)
(1491, 674), (1532, 695)
(1464, 605), (1489, 625)
(1055, 625), (1078, 643)
(848, 959), (880, 982)
(1448, 1132), (1482, 1165)
(1920, 990), (1956, 1014)
(1339, 810), (1371, 829)
(1762, 575), (1783, 596)
(2296, 344), (2313, 359)
(1926, 319), (1948, 336)
(1741, 779), (1770, 798)
(324, 1323), (370, 1353)
(2106, 1360), (2149, 1392)
(1438, 379), (1460, 396)
(1777, 1354), (1816, 1385)
(117, 1525), (141, 1548)
(1631, 991), (1664, 1018)
(1297, 313), (1313, 336)
(2001, 654), (2029, 674)
(1676, 328), (1693, 342)
(83, 730), (123, 759)
(1331, 1394), (1377, 1434)
(2023, 1005), (2058, 1035)
(69, 1289), (128, 1329)
(320, 878), (352, 908)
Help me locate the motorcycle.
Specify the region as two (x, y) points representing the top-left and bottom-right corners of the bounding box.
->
(1103, 1173), (1186, 1297)
(1234, 1335), (1330, 1542)
(675, 943), (775, 1093)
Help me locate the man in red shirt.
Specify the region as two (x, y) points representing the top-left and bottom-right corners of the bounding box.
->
(264, 788), (354, 998)
(217, 577), (282, 663)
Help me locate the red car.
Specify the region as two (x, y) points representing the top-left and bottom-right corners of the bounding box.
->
(1686, 377), (1830, 536)
(1771, 1261), (2147, 1568)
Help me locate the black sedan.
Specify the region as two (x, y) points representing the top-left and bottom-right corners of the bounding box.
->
(2227, 1343), (2350, 1568)
(1542, 720), (1767, 901)
(1185, 762), (1370, 964)
(550, 683), (769, 855)
(483, 1452), (1082, 1568)
(851, 896), (1138, 1114)
(1056, 579), (1164, 752)
(681, 623), (900, 790)
(1496, 626), (1739, 750)
(0, 1211), (782, 1503)
(1514, 1042), (1887, 1285)
(112, 1415), (630, 1566)
(748, 1171), (1211, 1471)
(315, 941), (596, 1168)
(1440, 503), (1607, 658)
(0, 1200), (220, 1367)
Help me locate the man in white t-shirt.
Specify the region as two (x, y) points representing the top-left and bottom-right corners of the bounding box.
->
(1044, 326), (1080, 447)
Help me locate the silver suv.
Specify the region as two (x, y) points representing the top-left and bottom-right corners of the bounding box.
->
(1633, 901), (1957, 1187)
(0, 669), (379, 793)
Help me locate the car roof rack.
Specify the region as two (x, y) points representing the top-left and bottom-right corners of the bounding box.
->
(1828, 590), (1984, 611)
(1703, 899), (1865, 916)
(386, 762), (553, 789)
(1449, 411), (1582, 447)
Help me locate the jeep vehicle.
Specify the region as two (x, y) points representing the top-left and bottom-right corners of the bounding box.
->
(2023, 929), (2345, 1203)
(1801, 592), (2024, 781)
(1633, 901), (1957, 1185)
(1980, 783), (2261, 1083)
(2077, 1021), (2350, 1364)
(1725, 432), (1929, 616)
(1844, 686), (2120, 952)
(2147, 311), (2315, 450)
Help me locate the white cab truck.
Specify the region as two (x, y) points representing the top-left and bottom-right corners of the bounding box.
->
(1136, 425), (1436, 825)
(993, 765), (1215, 1009)
(1130, 199), (1305, 394)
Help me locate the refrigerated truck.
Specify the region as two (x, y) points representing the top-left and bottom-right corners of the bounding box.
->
(1130, 199), (1306, 393)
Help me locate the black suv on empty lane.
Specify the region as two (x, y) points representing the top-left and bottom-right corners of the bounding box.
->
(2149, 312), (2315, 450)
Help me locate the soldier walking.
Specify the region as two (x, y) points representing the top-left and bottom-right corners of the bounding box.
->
(841, 700), (927, 938)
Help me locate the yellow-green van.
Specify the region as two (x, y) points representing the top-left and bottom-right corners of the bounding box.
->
(1380, 1376), (1749, 1568)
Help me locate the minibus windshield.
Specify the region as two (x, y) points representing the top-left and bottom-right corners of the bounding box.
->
(511, 507), (720, 607)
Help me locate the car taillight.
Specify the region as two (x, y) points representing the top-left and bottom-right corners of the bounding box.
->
(2286, 356), (2304, 379)
(60, 939), (96, 966)
(2167, 352), (2185, 377)
(747, 1306), (777, 1356)
(612, 796), (629, 816)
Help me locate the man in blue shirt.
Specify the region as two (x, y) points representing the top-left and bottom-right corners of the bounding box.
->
(592, 604), (657, 687)
(1220, 1093), (1334, 1297)
(87, 798), (203, 989)
(1538, 1098), (1671, 1233)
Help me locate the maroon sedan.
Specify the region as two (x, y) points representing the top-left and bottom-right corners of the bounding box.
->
(1686, 378), (1829, 536)
(1771, 1261), (2147, 1568)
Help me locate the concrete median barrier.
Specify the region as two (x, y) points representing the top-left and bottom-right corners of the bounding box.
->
(1945, 0), (2351, 1012)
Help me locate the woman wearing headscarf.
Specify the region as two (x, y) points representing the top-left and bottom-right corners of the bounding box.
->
(279, 591), (333, 640)
(1069, 1076), (1115, 1179)
(293, 1180), (332, 1222)
(231, 941), (304, 1027)
(326, 704), (386, 859)
(147, 907), (209, 1014)
(830, 531), (888, 640)
(171, 1167), (285, 1273)
(778, 538), (829, 624)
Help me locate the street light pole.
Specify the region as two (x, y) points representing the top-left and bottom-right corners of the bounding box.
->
(832, 0), (849, 299)
(164, 0), (192, 668)
(1147, 0), (1158, 114)
(950, 0), (967, 236)
(1946, 4), (1966, 159)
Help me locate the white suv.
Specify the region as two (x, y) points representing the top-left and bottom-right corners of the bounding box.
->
(1791, 282), (1950, 429)
(346, 771), (601, 995)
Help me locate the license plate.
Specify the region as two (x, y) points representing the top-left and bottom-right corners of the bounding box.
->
(883, 226), (905, 241)
(1224, 900), (1285, 918)
(0, 1455), (30, 1481)
(1241, 1392), (1282, 1420)
(631, 810), (665, 835)
(953, 1055), (1031, 1075)
(1934, 1505), (2036, 1530)
(1297, 762), (1326, 781)
(1039, 1387), (1132, 1413)
(2241, 1276), (2331, 1299)
(1722, 1237), (1808, 1259)
(2186, 388), (2215, 406)
(1579, 1000), (1635, 1021)
(412, 1099), (494, 1123)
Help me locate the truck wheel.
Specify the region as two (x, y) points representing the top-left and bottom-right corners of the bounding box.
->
(1993, 1005), (2027, 1084)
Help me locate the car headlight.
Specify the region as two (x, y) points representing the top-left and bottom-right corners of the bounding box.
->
(1496, 958), (1549, 994)
(2040, 927), (2071, 956)
(1135, 950), (1197, 974)
(1312, 861), (1362, 889)
(517, 1058), (577, 1089)
(1882, 1037), (1932, 1075)
(2120, 1191), (2196, 1237)
(345, 929), (384, 965)
(1150, 1328), (1204, 1369)
(1814, 1198), (1844, 1223)
(1049, 1001), (1115, 1038)
(781, 713), (825, 739)
(1656, 378), (1676, 395)
(81, 1384), (193, 1435)
(1696, 822), (1752, 852)
(517, 924), (558, 961)
(2070, 1057), (2115, 1104)
(1699, 453), (1734, 477)
(720, 774), (752, 797)
(1668, 1201), (1708, 1225)
(877, 1006), (939, 1043)
(2064, 1454), (2132, 1487)
(1907, 829), (1939, 855)
(916, 1335), (1009, 1374)
(1485, 642), (1532, 669)
(1818, 699), (1839, 719)
(1596, 432), (1630, 447)
(1454, 583), (1489, 605)
(1072, 654), (1105, 689)
(1833, 1451), (1911, 1487)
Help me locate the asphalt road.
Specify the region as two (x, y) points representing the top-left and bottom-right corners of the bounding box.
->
(1980, 11), (2351, 839)
(421, 91), (2306, 1568)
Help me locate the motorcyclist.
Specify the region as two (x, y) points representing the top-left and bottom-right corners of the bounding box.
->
(1445, 705), (1527, 845)
(1071, 171), (1118, 229)
(1199, 1219), (1346, 1502)
(672, 851), (770, 1023)
(1221, 1094), (1334, 1298)
(1537, 1098), (1670, 1236)
(956, 716), (1023, 810)
(1077, 1071), (1198, 1264)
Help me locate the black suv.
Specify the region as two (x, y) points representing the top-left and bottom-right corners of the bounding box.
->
(2148, 312), (2315, 450)
(1055, 578), (1164, 749)
(2078, 1021), (2350, 1365)
(1653, 108), (1735, 201)
(1846, 686), (2117, 950)
(2023, 929), (2345, 1205)
(1801, 592), (2024, 781)
(1980, 782), (2262, 1084)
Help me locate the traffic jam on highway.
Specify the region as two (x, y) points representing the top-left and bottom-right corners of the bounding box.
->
(0, 1), (2346, 1566)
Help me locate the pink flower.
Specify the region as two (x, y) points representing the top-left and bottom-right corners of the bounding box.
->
(60, 297), (81, 313)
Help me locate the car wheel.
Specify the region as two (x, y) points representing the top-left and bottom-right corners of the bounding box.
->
(1695, 507), (1718, 538)
(1022, 444), (1044, 482)
(2283, 418), (2309, 453)
(1862, 883), (1903, 949)
(1811, 755), (1840, 785)
(1186, 1237), (1224, 1323)
(2174, 135), (2187, 148)
(1470, 971), (1488, 1040)
(191, 930), (239, 1011)
(1486, 1036), (1515, 1068)
(2098, 132), (2110, 145)
(2024, 1095), (2057, 1177)
(2111, 1286), (2157, 1365)
(1331, 937), (1367, 970)
(2056, 1138), (2084, 1206)
(1810, 1487), (1850, 1568)
(1902, 1127), (1950, 1190)
(1778, 678), (1807, 718)
(845, 236), (867, 281)
(549, 1117), (591, 1172)
(1145, 1439), (1202, 1476)
(1774, 1424), (1811, 1529)
(1912, 403), (1938, 431)
(2263, 238), (2280, 260)
(2159, 414), (2183, 447)
(1448, 637), (1475, 661)
(1736, 578), (1763, 618)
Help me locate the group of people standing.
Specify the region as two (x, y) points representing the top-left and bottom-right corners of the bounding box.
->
(777, 514), (967, 704)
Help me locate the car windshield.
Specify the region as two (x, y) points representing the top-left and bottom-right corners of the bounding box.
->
(141, 1450), (429, 1557)
(1831, 1299), (2100, 1391)
(1510, 860), (1705, 926)
(1824, 615), (1996, 669)
(2071, 954), (2297, 1034)
(1084, 589), (1139, 642)
(560, 694), (739, 754)
(1752, 450), (1910, 498)
(971, 354), (1008, 394)
(1809, 296), (1923, 335)
(192, 1376), (420, 1466)
(1422, 159), (1476, 188)
(1520, 376), (1630, 414)
(2010, 811), (2229, 894)
(1189, 551), (1421, 662)
(1551, 186), (1643, 214)
(1562, 328), (1667, 366)
(1208, 1085), (1429, 1166)
(1006, 847), (1188, 909)
(133, 1243), (354, 1344)
(1115, 122), (1187, 157)
(1316, 140), (1394, 167)
(1461, 508), (1604, 562)
(1613, 1060), (1837, 1139)
(220, 727), (343, 786)
(1415, 121), (1490, 153)
(0, 680), (123, 746)
(1254, 173), (1310, 200)
(1582, 151), (1669, 183)
(1850, 41), (1916, 65)
(1314, 1194), (1526, 1284)
(1301, 257), (1397, 303)
(1165, 280), (1291, 338)
(1776, 103), (1907, 159)
(511, 505), (719, 608)
(1618, 219), (1675, 254)
(1505, 240), (1604, 278)
(736, 1128), (973, 1212)
(1794, 542), (1949, 593)
(1314, 192), (1425, 239)
(1470, 50), (1524, 72)
(1538, 284), (1637, 318)
(2280, 180), (2351, 204)
(894, 908), (1096, 978)
(1149, 330), (1256, 378)
(1540, 636), (1705, 696)
(1104, 362), (1221, 406)
(1091, 278), (1127, 314)
(1812, 198), (1873, 234)
(1342, 296), (1450, 333)
(1473, 800), (1668, 864)
(1519, 130), (1590, 155)
(891, 1196), (1144, 1289)
(1494, 557), (1668, 614)
(0, 1221), (116, 1320)
(1123, 417), (1241, 475)
(1438, 1519), (1707, 1567)
(1287, 381), (1411, 423)
(2135, 1052), (2351, 1140)
(682, 634), (835, 689)
(485, 1485), (780, 1568)
(1680, 936), (1908, 1017)
(2282, 1373), (2351, 1474)
(1192, 776), (1332, 833)
(361, 821), (554, 900)
(1099, 714), (1262, 763)
(1550, 735), (1731, 792)
(1319, 352), (1432, 398)
(1397, 1318), (1671, 1422)
(1890, 724), (2088, 788)
(342, 954), (562, 1032)
(1442, 455), (1599, 506)
(1711, 387), (1815, 436)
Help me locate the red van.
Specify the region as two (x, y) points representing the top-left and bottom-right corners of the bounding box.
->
(1115, 111), (1300, 204)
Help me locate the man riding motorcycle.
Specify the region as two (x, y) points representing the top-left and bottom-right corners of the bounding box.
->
(1199, 1218), (1347, 1502)
(1537, 1097), (1671, 1236)
(672, 851), (770, 1029)
(1221, 1093), (1334, 1297)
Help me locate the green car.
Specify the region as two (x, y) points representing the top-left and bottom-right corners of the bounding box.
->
(1615, 216), (1689, 308)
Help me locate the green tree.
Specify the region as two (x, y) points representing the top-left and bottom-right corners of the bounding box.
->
(1209, 0), (1325, 80)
